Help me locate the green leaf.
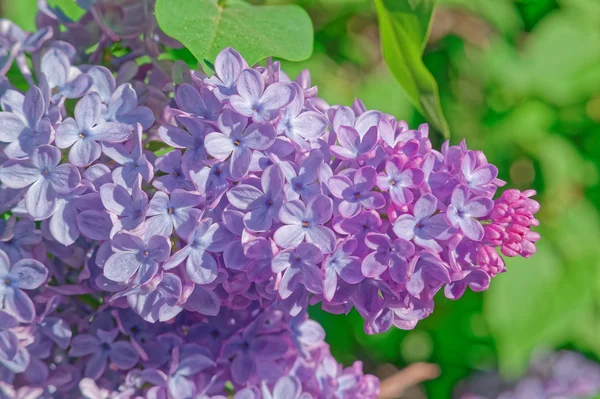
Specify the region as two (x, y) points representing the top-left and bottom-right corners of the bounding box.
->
(48, 0), (86, 21)
(374, 0), (450, 139)
(486, 201), (600, 376)
(155, 0), (314, 66)
(3, 0), (37, 31)
(382, 0), (436, 51)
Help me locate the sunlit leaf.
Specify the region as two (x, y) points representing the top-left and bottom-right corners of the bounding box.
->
(156, 0), (314, 66)
(374, 0), (450, 139)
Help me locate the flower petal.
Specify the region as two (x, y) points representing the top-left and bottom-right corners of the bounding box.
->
(273, 225), (305, 249)
(104, 252), (140, 282)
(10, 259), (47, 289)
(186, 249), (218, 284)
(25, 179), (56, 220)
(4, 287), (36, 322)
(187, 285), (220, 316)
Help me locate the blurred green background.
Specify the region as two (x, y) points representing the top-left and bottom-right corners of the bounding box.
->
(5, 0), (600, 397)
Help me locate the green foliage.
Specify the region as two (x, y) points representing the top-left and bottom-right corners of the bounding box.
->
(48, 0), (86, 20)
(374, 0), (450, 139)
(2, 0), (84, 30)
(3, 0), (37, 31)
(155, 0), (314, 66)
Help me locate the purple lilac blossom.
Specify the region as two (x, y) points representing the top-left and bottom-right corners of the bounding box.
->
(0, 4), (540, 396)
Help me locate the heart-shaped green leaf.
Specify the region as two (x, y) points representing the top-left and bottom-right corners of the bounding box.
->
(375, 0), (450, 139)
(155, 0), (314, 66)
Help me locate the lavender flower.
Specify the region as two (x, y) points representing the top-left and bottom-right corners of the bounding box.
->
(0, 144), (80, 219)
(0, 249), (47, 322)
(229, 69), (294, 123)
(55, 92), (130, 167)
(328, 166), (386, 218)
(226, 164), (284, 232)
(163, 219), (233, 284)
(68, 328), (139, 379)
(204, 110), (277, 180)
(104, 232), (170, 284)
(274, 194), (336, 253)
(0, 86), (53, 159)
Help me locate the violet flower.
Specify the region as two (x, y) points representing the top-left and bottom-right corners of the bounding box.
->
(204, 109), (277, 180)
(328, 166), (386, 218)
(0, 249), (47, 322)
(0, 144), (80, 219)
(274, 194), (336, 253)
(55, 92), (131, 167)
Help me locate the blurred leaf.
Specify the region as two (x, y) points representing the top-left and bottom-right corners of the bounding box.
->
(155, 0), (314, 66)
(3, 0), (84, 31)
(3, 0), (37, 31)
(486, 200), (600, 376)
(439, 0), (523, 37)
(374, 0), (450, 138)
(486, 240), (591, 376)
(381, 0), (436, 51)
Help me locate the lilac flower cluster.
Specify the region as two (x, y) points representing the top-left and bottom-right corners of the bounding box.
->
(1, 299), (378, 399)
(458, 351), (600, 399)
(0, 0), (539, 396)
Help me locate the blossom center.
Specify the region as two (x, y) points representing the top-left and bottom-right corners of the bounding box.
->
(354, 192), (361, 199)
(167, 207), (175, 214)
(51, 86), (60, 95)
(79, 133), (85, 139)
(173, 171), (179, 177)
(234, 139), (241, 146)
(389, 180), (396, 186)
(3, 278), (10, 286)
(302, 221), (309, 227)
(143, 250), (149, 256)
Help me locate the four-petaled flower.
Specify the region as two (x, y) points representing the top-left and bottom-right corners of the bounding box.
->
(0, 85), (53, 158)
(204, 110), (277, 180)
(446, 185), (493, 241)
(229, 68), (294, 123)
(377, 157), (424, 205)
(0, 145), (80, 219)
(274, 194), (336, 254)
(328, 166), (386, 218)
(104, 232), (171, 285)
(272, 243), (324, 299)
(329, 125), (378, 161)
(163, 219), (233, 284)
(227, 164), (284, 232)
(100, 181), (149, 237)
(361, 233), (415, 282)
(323, 239), (364, 301)
(68, 328), (139, 379)
(144, 189), (204, 240)
(55, 92), (130, 167)
(0, 249), (47, 322)
(393, 194), (455, 252)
